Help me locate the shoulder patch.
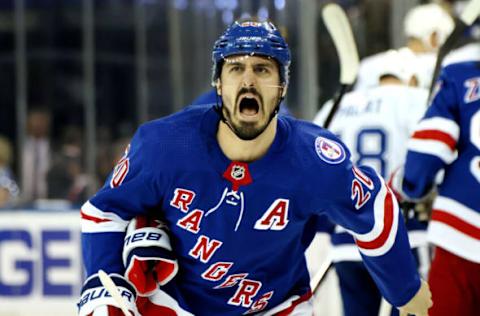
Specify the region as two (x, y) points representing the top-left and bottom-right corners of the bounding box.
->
(464, 77), (480, 103)
(315, 136), (346, 164)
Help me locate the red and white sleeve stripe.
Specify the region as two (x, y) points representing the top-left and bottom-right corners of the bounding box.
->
(408, 117), (459, 164)
(81, 201), (129, 233)
(428, 196), (480, 263)
(347, 178), (400, 257)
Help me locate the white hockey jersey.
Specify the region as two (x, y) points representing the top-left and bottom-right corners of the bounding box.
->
(354, 48), (436, 91)
(315, 85), (428, 178)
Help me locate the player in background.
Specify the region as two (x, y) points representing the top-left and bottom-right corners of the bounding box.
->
(391, 60), (480, 315)
(354, 3), (454, 91)
(314, 50), (430, 316)
(442, 0), (480, 65)
(78, 21), (432, 316)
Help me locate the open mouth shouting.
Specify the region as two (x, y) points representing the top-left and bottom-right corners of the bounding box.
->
(237, 93), (262, 122)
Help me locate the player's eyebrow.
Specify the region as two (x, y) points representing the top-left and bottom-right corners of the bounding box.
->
(224, 61), (243, 68)
(224, 57), (276, 69)
(253, 61), (275, 69)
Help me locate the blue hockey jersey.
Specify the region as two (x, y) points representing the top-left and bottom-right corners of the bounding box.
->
(81, 106), (420, 314)
(402, 61), (480, 264)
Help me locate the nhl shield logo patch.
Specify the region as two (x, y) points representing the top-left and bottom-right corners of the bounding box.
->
(223, 161), (252, 191)
(231, 165), (245, 180)
(315, 136), (346, 164)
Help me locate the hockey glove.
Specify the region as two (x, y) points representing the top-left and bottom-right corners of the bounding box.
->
(388, 166), (436, 222)
(77, 273), (139, 316)
(123, 216), (178, 297)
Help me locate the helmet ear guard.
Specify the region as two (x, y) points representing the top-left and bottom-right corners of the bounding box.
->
(280, 83), (287, 98)
(214, 79), (222, 96)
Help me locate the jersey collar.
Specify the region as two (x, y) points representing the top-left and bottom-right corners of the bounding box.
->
(200, 107), (289, 183)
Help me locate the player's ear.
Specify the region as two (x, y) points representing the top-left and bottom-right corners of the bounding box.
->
(215, 79), (222, 96)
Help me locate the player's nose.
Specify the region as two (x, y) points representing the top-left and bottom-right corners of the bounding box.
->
(241, 67), (256, 87)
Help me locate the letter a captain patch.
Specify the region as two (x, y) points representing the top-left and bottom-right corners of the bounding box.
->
(254, 199), (290, 230)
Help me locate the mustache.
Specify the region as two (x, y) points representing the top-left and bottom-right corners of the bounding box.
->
(237, 87), (260, 97)
(238, 87), (260, 96)
(235, 87), (262, 106)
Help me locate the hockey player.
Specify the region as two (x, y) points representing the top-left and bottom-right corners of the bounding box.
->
(355, 3), (454, 91)
(391, 60), (480, 315)
(314, 50), (430, 316)
(78, 21), (432, 316)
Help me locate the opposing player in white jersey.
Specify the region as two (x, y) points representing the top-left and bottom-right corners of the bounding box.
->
(314, 50), (430, 316)
(354, 3), (454, 91)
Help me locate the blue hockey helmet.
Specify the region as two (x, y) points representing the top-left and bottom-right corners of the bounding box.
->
(211, 21), (291, 86)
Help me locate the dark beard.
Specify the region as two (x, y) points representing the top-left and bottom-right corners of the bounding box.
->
(222, 105), (268, 140)
(217, 86), (282, 140)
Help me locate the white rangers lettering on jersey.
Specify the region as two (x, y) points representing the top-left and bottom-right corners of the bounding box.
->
(170, 188), (196, 212)
(254, 199), (290, 230)
(201, 262), (233, 281)
(464, 77), (480, 103)
(177, 209), (204, 233)
(228, 279), (262, 307)
(188, 235), (223, 263)
(409, 117), (459, 163)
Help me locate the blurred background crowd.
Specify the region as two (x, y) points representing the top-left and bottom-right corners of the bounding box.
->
(0, 0), (469, 209)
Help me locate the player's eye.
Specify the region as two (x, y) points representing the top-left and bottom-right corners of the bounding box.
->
(254, 66), (270, 74)
(229, 65), (242, 73)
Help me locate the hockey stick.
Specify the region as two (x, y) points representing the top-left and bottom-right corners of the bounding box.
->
(378, 297), (392, 316)
(309, 254), (332, 294)
(428, 0), (480, 98)
(322, 3), (360, 129)
(98, 270), (132, 316)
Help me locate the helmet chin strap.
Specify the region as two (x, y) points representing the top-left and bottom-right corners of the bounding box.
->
(214, 88), (284, 141)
